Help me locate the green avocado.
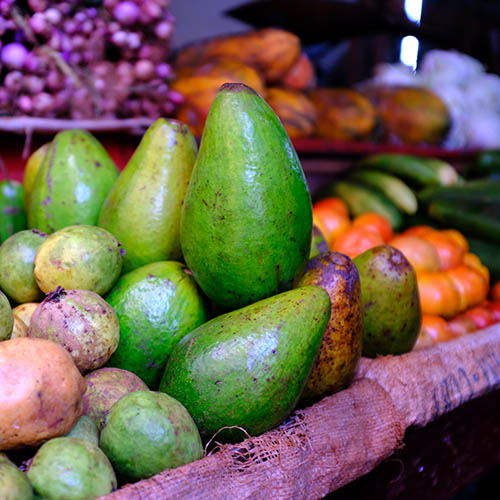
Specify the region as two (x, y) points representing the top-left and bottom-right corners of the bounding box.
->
(0, 453), (33, 500)
(0, 229), (47, 303)
(106, 261), (208, 388)
(0, 180), (27, 243)
(0, 291), (13, 341)
(353, 245), (421, 357)
(159, 285), (330, 442)
(180, 83), (312, 310)
(98, 119), (197, 273)
(28, 129), (119, 234)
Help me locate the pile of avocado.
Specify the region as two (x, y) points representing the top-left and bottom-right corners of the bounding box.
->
(0, 83), (421, 498)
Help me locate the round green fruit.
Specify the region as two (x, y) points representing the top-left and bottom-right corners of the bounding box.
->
(99, 390), (203, 481)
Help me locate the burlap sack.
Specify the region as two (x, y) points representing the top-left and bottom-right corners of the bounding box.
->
(100, 324), (500, 500)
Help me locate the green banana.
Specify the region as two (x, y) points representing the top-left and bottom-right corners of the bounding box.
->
(328, 180), (404, 230)
(347, 169), (418, 215)
(356, 154), (455, 187)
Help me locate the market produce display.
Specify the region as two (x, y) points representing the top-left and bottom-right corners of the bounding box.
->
(0, 0), (179, 120)
(1, 79), (500, 499)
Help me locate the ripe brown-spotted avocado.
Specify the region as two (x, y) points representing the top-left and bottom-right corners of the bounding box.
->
(159, 285), (330, 442)
(28, 129), (119, 234)
(180, 83), (312, 310)
(353, 245), (421, 357)
(296, 251), (363, 402)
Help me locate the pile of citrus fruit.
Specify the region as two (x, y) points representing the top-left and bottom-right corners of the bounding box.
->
(312, 196), (500, 347)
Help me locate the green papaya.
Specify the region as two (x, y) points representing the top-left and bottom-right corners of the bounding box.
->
(160, 285), (330, 441)
(0, 180), (27, 243)
(98, 119), (197, 273)
(28, 129), (119, 234)
(180, 83), (312, 310)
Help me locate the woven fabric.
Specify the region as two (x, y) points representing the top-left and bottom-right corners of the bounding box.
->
(100, 324), (500, 499)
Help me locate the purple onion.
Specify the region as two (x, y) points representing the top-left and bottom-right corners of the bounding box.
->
(87, 8), (98, 18)
(17, 95), (33, 113)
(111, 30), (127, 46)
(63, 19), (77, 34)
(166, 89), (184, 105)
(4, 71), (23, 91)
(45, 8), (62, 25)
(24, 75), (44, 94)
(74, 11), (87, 23)
(30, 12), (48, 34)
(46, 70), (64, 91)
(1, 43), (28, 70)
(156, 62), (173, 79)
(32, 92), (53, 114)
(0, 88), (10, 108)
(162, 100), (175, 115)
(134, 59), (155, 80)
(28, 0), (48, 12)
(82, 20), (94, 34)
(127, 32), (141, 49)
(154, 20), (173, 40)
(113, 1), (140, 25)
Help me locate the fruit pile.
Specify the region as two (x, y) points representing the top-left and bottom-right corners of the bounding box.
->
(0, 83), (426, 498)
(312, 194), (500, 348)
(0, 0), (179, 119)
(170, 28), (450, 146)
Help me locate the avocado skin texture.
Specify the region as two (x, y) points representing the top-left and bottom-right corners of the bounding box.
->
(297, 251), (363, 402)
(159, 285), (330, 442)
(353, 245), (421, 357)
(180, 83), (312, 310)
(0, 453), (34, 500)
(106, 261), (208, 389)
(28, 129), (119, 234)
(0, 291), (13, 341)
(98, 119), (197, 273)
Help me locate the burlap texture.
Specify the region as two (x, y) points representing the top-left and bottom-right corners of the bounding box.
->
(100, 324), (500, 500)
(101, 379), (404, 500)
(355, 324), (500, 427)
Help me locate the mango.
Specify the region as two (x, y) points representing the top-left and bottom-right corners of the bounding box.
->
(28, 129), (119, 233)
(98, 119), (197, 273)
(33, 225), (122, 296)
(296, 252), (363, 401)
(353, 245), (421, 357)
(160, 286), (330, 441)
(0, 453), (34, 500)
(99, 390), (203, 481)
(180, 83), (312, 310)
(0, 229), (47, 303)
(106, 261), (208, 388)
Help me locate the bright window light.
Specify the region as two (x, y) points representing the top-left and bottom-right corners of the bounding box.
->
(400, 35), (420, 70)
(404, 0), (423, 24)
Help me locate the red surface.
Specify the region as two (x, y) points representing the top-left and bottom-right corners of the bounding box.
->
(1, 132), (480, 183)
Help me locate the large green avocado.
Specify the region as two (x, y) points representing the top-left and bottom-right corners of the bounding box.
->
(159, 285), (330, 442)
(98, 119), (198, 273)
(106, 261), (208, 388)
(180, 83), (312, 310)
(28, 129), (119, 234)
